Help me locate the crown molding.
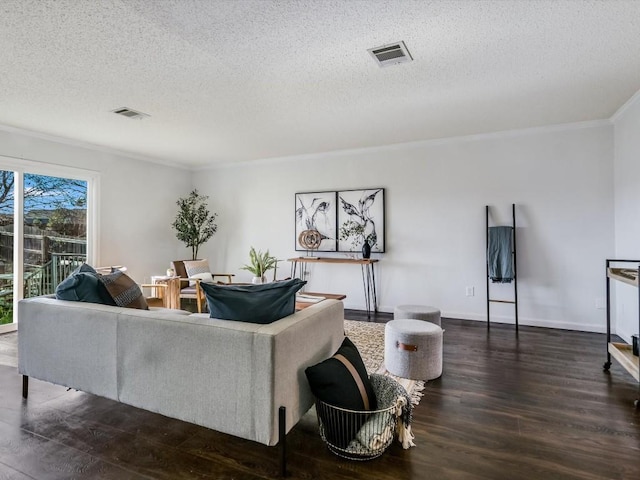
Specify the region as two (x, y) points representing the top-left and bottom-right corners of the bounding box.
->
(0, 153), (101, 179)
(1, 116), (615, 174)
(610, 88), (640, 123)
(0, 123), (191, 171)
(197, 119), (613, 172)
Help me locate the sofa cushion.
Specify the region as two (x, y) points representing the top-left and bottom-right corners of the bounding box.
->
(99, 270), (149, 310)
(200, 278), (306, 324)
(55, 263), (116, 305)
(305, 336), (378, 448)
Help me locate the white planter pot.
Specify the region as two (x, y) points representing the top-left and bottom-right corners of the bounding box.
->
(252, 276), (267, 284)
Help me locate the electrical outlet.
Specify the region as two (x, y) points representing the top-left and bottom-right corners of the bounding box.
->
(465, 286), (475, 297)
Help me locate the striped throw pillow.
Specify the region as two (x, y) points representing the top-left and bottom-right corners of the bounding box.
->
(99, 270), (148, 310)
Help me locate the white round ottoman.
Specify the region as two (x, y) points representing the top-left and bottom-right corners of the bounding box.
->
(385, 319), (443, 380)
(394, 304), (441, 326)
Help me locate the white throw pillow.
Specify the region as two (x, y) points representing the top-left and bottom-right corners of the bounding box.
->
(190, 271), (214, 285)
(183, 259), (211, 286)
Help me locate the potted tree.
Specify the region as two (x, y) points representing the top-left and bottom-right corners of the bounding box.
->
(241, 247), (277, 284)
(172, 190), (218, 260)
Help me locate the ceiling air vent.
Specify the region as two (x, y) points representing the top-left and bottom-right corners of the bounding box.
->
(368, 41), (413, 67)
(111, 107), (150, 120)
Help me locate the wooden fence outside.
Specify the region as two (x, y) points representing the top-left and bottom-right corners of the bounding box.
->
(0, 227), (86, 271)
(0, 227), (87, 298)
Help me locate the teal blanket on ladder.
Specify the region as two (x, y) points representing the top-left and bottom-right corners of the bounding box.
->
(488, 226), (513, 283)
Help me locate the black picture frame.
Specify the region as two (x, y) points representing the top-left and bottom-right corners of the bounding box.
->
(294, 191), (337, 252)
(337, 188), (385, 253)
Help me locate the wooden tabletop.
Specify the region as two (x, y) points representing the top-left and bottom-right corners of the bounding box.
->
(295, 292), (346, 310)
(288, 257), (378, 265)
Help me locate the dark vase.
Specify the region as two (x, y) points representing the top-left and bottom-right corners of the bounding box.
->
(361, 239), (371, 259)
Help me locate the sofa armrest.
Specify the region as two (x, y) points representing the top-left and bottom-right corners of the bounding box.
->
(255, 299), (345, 445)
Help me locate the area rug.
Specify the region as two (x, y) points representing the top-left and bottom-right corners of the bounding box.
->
(344, 320), (425, 407)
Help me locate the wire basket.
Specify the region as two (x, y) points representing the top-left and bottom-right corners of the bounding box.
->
(315, 398), (397, 460)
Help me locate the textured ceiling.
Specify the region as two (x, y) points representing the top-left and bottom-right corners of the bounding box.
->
(1, 0), (640, 169)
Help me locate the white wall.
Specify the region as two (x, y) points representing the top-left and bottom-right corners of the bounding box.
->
(194, 122), (615, 332)
(612, 93), (640, 342)
(0, 127), (191, 283)
(0, 118), (620, 334)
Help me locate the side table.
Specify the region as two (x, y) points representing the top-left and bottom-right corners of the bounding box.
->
(150, 275), (181, 310)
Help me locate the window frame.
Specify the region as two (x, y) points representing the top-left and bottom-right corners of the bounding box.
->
(0, 155), (99, 333)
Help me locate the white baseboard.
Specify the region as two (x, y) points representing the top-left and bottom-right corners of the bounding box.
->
(346, 303), (607, 334)
(441, 310), (606, 334)
(614, 328), (635, 344)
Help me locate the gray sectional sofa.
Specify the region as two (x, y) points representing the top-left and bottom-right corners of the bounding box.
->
(18, 296), (345, 450)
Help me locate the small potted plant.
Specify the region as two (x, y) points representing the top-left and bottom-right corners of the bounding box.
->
(241, 247), (277, 284)
(339, 220), (372, 258)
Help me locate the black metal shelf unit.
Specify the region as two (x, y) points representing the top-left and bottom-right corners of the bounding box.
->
(486, 204), (519, 332)
(603, 258), (640, 409)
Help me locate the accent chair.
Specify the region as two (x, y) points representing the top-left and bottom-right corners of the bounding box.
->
(171, 259), (234, 312)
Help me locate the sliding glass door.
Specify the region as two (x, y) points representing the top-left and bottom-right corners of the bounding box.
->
(0, 158), (96, 333)
(0, 170), (15, 327)
(23, 174), (88, 301)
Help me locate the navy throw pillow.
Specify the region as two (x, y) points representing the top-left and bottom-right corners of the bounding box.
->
(305, 337), (378, 448)
(55, 263), (115, 305)
(200, 278), (306, 324)
(305, 336), (377, 411)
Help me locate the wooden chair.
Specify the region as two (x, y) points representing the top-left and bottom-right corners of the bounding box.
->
(171, 260), (235, 313)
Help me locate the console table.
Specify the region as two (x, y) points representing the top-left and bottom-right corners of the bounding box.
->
(288, 257), (378, 319)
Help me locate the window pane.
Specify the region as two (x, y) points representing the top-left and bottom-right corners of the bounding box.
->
(23, 174), (87, 298)
(0, 170), (14, 325)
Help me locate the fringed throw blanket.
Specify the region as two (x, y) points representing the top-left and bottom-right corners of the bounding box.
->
(344, 374), (415, 455)
(344, 373), (415, 458)
(370, 373), (415, 449)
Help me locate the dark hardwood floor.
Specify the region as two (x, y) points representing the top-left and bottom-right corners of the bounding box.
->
(1, 312), (639, 479)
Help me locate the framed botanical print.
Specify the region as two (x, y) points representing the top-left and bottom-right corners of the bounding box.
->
(337, 188), (385, 253)
(294, 191), (337, 252)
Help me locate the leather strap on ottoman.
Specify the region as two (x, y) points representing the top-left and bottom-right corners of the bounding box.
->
(385, 319), (443, 380)
(396, 341), (418, 352)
